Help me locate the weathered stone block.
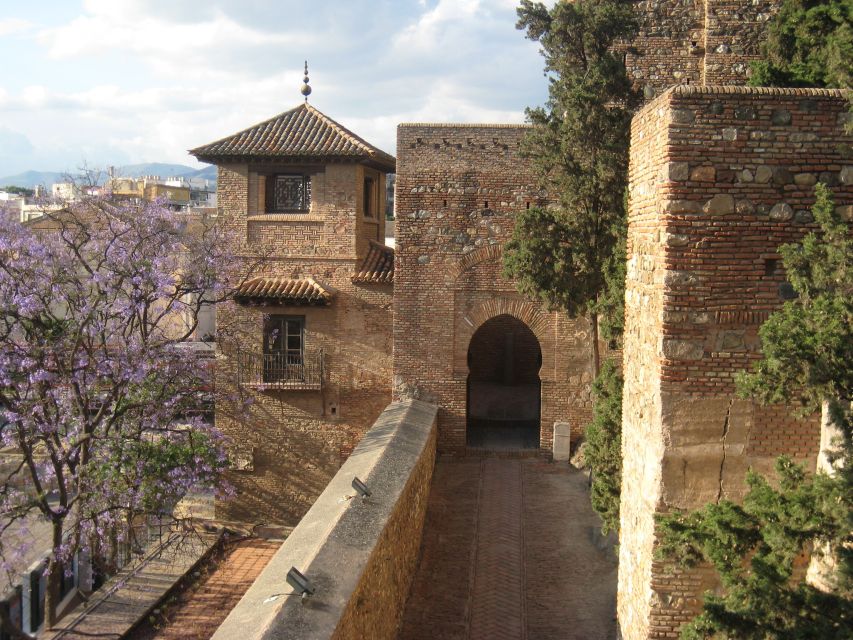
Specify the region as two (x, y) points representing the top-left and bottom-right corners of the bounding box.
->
(837, 205), (853, 222)
(734, 105), (757, 120)
(769, 203), (794, 221)
(665, 233), (690, 247)
(736, 199), (755, 215)
(690, 166), (716, 182)
(668, 162), (689, 181)
(664, 200), (703, 214)
(795, 210), (814, 224)
(703, 194), (735, 215)
(664, 270), (703, 287)
(771, 109), (792, 126)
(755, 165), (773, 183)
(772, 167), (793, 184)
(553, 422), (572, 462)
(671, 109), (695, 124)
(716, 330), (745, 351)
(819, 171), (840, 186)
(662, 339), (704, 361)
(841, 166), (853, 185)
(794, 172), (817, 186)
(722, 127), (738, 141)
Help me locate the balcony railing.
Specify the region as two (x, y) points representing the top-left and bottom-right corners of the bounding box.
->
(236, 349), (324, 391)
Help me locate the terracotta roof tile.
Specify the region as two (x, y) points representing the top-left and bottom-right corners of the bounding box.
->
(352, 241), (394, 284)
(234, 277), (333, 305)
(189, 103), (396, 172)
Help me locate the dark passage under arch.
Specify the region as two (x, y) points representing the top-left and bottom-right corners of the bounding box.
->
(466, 314), (541, 450)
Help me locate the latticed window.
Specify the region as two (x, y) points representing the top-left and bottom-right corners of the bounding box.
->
(266, 174), (311, 212)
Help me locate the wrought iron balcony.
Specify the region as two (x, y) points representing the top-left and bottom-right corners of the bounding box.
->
(236, 349), (324, 391)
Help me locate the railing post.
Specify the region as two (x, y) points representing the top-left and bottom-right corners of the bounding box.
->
(21, 558), (46, 634)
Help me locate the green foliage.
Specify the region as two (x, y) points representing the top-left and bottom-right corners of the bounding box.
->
(503, 0), (638, 348)
(737, 184), (852, 412)
(657, 450), (853, 639)
(658, 186), (853, 638)
(750, 0), (853, 89)
(584, 359), (623, 534)
(1, 185), (34, 197)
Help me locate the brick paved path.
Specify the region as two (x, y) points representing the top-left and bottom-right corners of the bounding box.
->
(127, 538), (280, 640)
(398, 458), (618, 640)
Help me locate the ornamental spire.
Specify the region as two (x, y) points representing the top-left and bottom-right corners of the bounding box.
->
(300, 61), (312, 102)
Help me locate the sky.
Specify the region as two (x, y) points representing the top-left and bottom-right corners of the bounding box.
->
(0, 0), (551, 176)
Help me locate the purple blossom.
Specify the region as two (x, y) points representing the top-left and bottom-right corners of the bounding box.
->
(0, 197), (248, 600)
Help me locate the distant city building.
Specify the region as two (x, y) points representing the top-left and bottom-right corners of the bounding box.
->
(51, 182), (80, 201)
(108, 175), (191, 210)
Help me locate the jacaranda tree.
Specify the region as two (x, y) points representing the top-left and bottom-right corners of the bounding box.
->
(0, 198), (247, 631)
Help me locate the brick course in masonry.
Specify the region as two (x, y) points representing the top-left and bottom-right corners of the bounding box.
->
(618, 85), (852, 640)
(393, 124), (604, 455)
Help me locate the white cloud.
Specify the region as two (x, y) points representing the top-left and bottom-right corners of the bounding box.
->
(37, 2), (313, 79)
(0, 1), (549, 175)
(0, 18), (33, 37)
(394, 0), (482, 53)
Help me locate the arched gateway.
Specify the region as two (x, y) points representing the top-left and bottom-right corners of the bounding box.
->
(466, 314), (542, 450)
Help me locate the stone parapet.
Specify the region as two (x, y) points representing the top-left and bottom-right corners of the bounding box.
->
(618, 85), (851, 640)
(211, 399), (438, 640)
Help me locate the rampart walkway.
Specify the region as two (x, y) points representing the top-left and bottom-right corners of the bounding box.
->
(398, 458), (618, 640)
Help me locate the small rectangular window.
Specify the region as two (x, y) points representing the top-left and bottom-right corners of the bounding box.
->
(363, 177), (374, 217)
(266, 174), (311, 213)
(263, 315), (305, 382)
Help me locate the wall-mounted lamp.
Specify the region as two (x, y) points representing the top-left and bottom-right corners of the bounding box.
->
(286, 567), (315, 601)
(351, 476), (371, 498)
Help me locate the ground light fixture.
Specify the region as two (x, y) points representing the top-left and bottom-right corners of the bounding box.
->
(351, 476), (371, 497)
(286, 567), (315, 601)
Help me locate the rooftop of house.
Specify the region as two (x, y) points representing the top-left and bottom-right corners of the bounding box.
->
(189, 102), (396, 172)
(352, 240), (394, 284)
(234, 276), (334, 306)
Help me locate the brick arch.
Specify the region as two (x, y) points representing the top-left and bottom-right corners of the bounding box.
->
(450, 244), (503, 280)
(453, 297), (555, 378)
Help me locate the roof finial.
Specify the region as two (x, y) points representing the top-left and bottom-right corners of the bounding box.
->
(301, 60), (312, 103)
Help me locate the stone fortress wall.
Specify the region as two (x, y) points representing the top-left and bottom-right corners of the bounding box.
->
(627, 0), (781, 95)
(393, 124), (603, 454)
(619, 85), (852, 640)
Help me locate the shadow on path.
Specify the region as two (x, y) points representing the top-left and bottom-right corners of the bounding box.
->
(397, 458), (618, 640)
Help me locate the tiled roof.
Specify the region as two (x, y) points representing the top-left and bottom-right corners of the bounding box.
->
(352, 241), (394, 284)
(189, 103), (396, 172)
(234, 277), (333, 305)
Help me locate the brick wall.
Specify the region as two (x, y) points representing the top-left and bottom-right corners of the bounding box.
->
(627, 0), (781, 96)
(393, 124), (600, 453)
(618, 85), (852, 640)
(215, 161), (393, 525)
(211, 400), (438, 640)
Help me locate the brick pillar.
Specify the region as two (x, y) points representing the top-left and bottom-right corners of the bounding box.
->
(618, 85), (851, 639)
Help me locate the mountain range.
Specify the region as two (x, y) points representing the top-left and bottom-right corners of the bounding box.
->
(0, 163), (217, 189)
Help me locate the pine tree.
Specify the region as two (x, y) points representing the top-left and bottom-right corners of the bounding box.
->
(584, 359), (623, 534)
(750, 0), (852, 89)
(657, 185), (853, 639)
(503, 0), (638, 374)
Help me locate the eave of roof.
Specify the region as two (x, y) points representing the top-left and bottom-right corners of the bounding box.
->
(352, 240), (394, 284)
(189, 103), (396, 173)
(234, 277), (333, 306)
